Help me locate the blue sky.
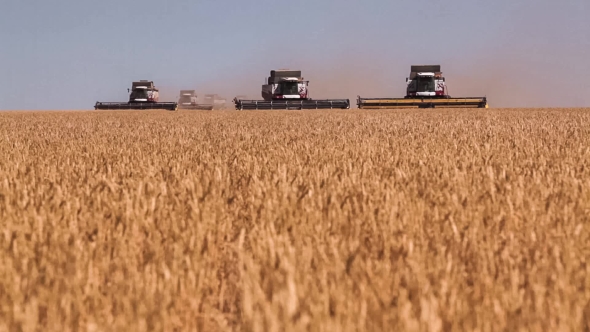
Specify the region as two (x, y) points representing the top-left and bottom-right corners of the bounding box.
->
(1, 0), (589, 109)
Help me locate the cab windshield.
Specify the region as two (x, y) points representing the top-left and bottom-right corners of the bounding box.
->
(416, 77), (435, 92)
(280, 82), (299, 95)
(130, 89), (148, 99)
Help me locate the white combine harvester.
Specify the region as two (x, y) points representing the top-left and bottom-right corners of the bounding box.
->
(95, 80), (178, 111)
(357, 65), (488, 109)
(234, 70), (350, 110)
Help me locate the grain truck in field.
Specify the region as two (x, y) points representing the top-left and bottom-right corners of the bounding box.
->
(233, 70), (350, 110)
(95, 80), (178, 111)
(357, 65), (488, 109)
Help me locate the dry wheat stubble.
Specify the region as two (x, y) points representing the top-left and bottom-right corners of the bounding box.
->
(0, 109), (589, 331)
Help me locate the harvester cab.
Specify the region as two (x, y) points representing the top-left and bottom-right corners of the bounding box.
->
(95, 80), (178, 111)
(128, 81), (159, 102)
(262, 72), (309, 100)
(178, 90), (197, 105)
(234, 69), (350, 110)
(357, 65), (488, 109)
(407, 72), (445, 97)
(272, 78), (307, 99)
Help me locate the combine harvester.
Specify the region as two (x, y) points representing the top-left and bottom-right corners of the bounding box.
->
(234, 70), (350, 110)
(95, 80), (178, 111)
(357, 65), (488, 109)
(178, 90), (213, 110)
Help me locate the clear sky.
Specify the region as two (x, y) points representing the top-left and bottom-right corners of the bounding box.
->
(1, 0), (589, 109)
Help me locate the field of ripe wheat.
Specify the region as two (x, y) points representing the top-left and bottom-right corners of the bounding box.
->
(0, 109), (589, 331)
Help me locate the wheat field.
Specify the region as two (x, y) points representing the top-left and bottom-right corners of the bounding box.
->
(0, 109), (589, 331)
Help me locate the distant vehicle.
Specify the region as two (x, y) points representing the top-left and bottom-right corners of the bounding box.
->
(177, 91), (227, 110)
(178, 90), (213, 110)
(202, 94), (227, 110)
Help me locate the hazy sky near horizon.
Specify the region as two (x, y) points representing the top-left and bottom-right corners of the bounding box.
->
(1, 0), (589, 109)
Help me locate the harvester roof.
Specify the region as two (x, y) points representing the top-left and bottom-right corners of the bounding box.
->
(411, 65), (441, 73)
(132, 80), (155, 89)
(409, 65), (442, 79)
(268, 69), (303, 84)
(180, 90), (196, 96)
(270, 70), (302, 78)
